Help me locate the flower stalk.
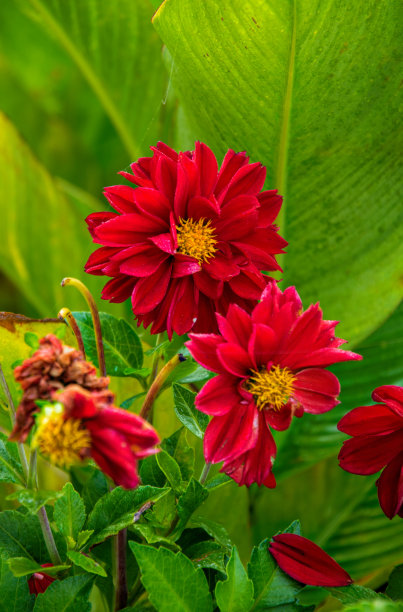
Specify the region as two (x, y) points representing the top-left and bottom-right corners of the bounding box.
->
(114, 529), (128, 611)
(199, 462), (212, 485)
(57, 307), (86, 356)
(61, 277), (106, 376)
(139, 354), (185, 421)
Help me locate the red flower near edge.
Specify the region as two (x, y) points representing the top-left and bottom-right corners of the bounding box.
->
(186, 282), (361, 487)
(28, 564), (55, 595)
(338, 385), (403, 519)
(269, 534), (352, 587)
(33, 386), (159, 489)
(85, 142), (286, 337)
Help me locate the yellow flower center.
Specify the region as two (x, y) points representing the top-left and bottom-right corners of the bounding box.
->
(33, 403), (91, 467)
(246, 365), (295, 411)
(176, 217), (217, 264)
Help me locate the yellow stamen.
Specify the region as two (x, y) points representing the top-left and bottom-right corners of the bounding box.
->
(246, 365), (295, 411)
(176, 217), (217, 264)
(33, 403), (91, 467)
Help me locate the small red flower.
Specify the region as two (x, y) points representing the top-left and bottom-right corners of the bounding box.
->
(186, 282), (361, 487)
(11, 334), (109, 442)
(338, 385), (403, 519)
(85, 142), (286, 337)
(28, 564), (55, 595)
(34, 385), (159, 489)
(269, 533), (352, 587)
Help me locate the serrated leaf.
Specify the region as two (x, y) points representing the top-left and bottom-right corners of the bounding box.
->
(205, 474), (232, 491)
(247, 526), (302, 610)
(33, 574), (94, 612)
(86, 486), (169, 546)
(7, 489), (62, 515)
(0, 510), (44, 562)
(172, 479), (209, 540)
(54, 483), (86, 541)
(216, 546), (254, 612)
(387, 565), (403, 601)
(185, 540), (226, 573)
(162, 428), (195, 483)
(8, 557), (69, 578)
(0, 432), (25, 485)
(173, 383), (208, 440)
(153, 0), (403, 345)
(72, 311), (143, 376)
(130, 542), (213, 612)
(0, 558), (33, 612)
(327, 585), (389, 604)
(156, 449), (184, 495)
(190, 517), (232, 551)
(67, 551), (107, 577)
(76, 530), (94, 551)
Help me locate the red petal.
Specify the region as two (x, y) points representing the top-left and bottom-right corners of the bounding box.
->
(203, 401), (258, 463)
(217, 343), (252, 377)
(196, 374), (241, 416)
(94, 213), (168, 247)
(256, 190), (283, 227)
(229, 270), (266, 300)
(264, 403), (293, 431)
(131, 262), (172, 313)
(222, 162), (266, 203)
(372, 385), (403, 418)
(293, 369), (340, 414)
(172, 255), (201, 278)
(102, 276), (136, 303)
(194, 141), (218, 196)
(217, 195), (259, 240)
(104, 185), (137, 213)
(338, 429), (403, 475)
(248, 323), (277, 369)
(338, 404), (403, 436)
(215, 150), (249, 198)
(119, 246), (169, 277)
(203, 252), (240, 281)
(217, 304), (253, 349)
(269, 534), (352, 587)
(186, 334), (226, 374)
(86, 212), (118, 238)
(187, 195), (220, 220)
(85, 247), (120, 275)
(169, 277), (198, 335)
(154, 155), (177, 201)
(133, 187), (171, 220)
(377, 451), (403, 519)
(194, 270), (223, 298)
(286, 347), (362, 369)
(150, 232), (176, 254)
(89, 427), (140, 489)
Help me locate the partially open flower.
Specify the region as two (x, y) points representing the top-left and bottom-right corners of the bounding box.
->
(269, 533), (352, 587)
(33, 385), (159, 489)
(186, 282), (361, 487)
(28, 564), (55, 595)
(338, 385), (403, 519)
(11, 334), (109, 442)
(85, 141), (286, 337)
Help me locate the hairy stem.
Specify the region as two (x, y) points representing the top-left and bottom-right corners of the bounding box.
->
(140, 354), (185, 421)
(58, 307), (86, 356)
(61, 277), (106, 376)
(38, 506), (63, 565)
(199, 462), (212, 485)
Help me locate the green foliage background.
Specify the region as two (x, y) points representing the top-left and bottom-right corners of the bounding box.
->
(0, 0), (402, 600)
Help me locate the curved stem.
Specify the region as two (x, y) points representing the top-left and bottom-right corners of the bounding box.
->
(38, 506), (63, 565)
(199, 462), (212, 485)
(139, 354), (184, 421)
(61, 277), (106, 376)
(58, 307), (86, 356)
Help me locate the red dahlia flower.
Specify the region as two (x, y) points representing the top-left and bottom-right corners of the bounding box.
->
(338, 385), (403, 519)
(33, 385), (159, 489)
(11, 334), (108, 442)
(28, 564), (55, 595)
(85, 141), (286, 337)
(269, 534), (352, 587)
(186, 282), (361, 487)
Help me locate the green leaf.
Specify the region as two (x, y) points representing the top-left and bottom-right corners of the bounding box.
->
(216, 547), (254, 612)
(387, 565), (403, 601)
(26, 0), (167, 159)
(72, 312), (143, 376)
(86, 486), (169, 546)
(54, 482), (86, 542)
(7, 489), (62, 514)
(23, 332), (39, 350)
(190, 517), (232, 551)
(156, 449), (185, 495)
(0, 113), (105, 318)
(8, 557), (69, 578)
(184, 540), (226, 573)
(172, 479), (209, 539)
(173, 383), (208, 439)
(76, 530), (94, 551)
(130, 542), (213, 612)
(67, 551), (107, 577)
(0, 433), (25, 485)
(205, 474), (232, 491)
(79, 469), (109, 514)
(0, 510), (44, 562)
(0, 558), (33, 612)
(342, 601), (403, 612)
(153, 0), (403, 345)
(162, 428), (195, 483)
(247, 529), (302, 610)
(328, 585), (389, 604)
(33, 575), (94, 612)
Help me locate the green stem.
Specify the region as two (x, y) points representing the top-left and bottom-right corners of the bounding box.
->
(0, 363), (29, 479)
(37, 506), (63, 565)
(27, 450), (38, 489)
(58, 307), (86, 356)
(114, 529), (128, 611)
(139, 354), (184, 422)
(150, 333), (163, 383)
(61, 277), (106, 377)
(199, 462), (212, 485)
